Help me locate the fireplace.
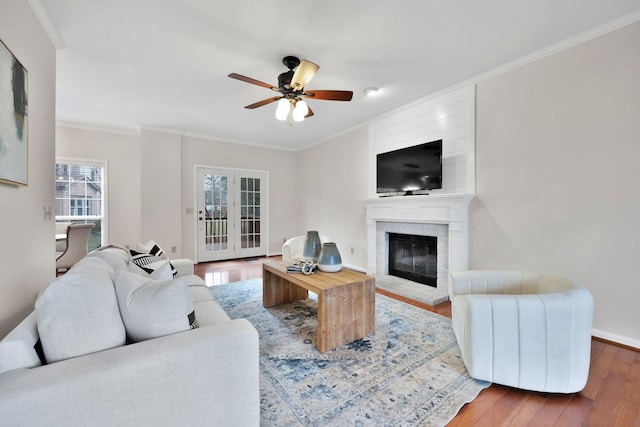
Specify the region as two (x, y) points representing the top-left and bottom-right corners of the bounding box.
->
(361, 193), (474, 297)
(388, 233), (437, 287)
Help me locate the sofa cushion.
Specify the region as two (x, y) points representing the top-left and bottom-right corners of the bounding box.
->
(193, 299), (231, 326)
(114, 270), (197, 342)
(35, 257), (127, 363)
(87, 245), (130, 271)
(0, 312), (42, 374)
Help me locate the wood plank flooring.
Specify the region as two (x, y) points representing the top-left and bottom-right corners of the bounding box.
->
(195, 256), (640, 427)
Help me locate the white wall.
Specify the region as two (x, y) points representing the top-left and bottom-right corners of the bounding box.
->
(56, 126), (142, 248)
(140, 129), (182, 255)
(472, 21), (640, 347)
(297, 127), (370, 269)
(0, 0), (56, 337)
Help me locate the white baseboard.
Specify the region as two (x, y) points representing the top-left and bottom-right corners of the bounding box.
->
(343, 263), (366, 273)
(592, 328), (640, 350)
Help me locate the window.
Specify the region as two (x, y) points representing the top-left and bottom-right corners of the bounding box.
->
(55, 160), (106, 251)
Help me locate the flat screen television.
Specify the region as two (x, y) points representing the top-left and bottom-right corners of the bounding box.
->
(376, 139), (442, 196)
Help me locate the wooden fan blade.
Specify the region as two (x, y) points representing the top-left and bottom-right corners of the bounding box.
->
(228, 73), (278, 91)
(305, 105), (314, 118)
(290, 60), (319, 91)
(244, 96), (282, 109)
(303, 90), (353, 101)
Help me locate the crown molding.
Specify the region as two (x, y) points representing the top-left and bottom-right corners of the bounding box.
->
(57, 121), (141, 136)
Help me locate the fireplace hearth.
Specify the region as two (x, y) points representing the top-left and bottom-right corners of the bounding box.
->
(388, 233), (437, 287)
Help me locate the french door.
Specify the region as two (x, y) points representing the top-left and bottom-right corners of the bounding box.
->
(196, 167), (267, 262)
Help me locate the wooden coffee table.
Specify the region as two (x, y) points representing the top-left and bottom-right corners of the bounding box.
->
(262, 261), (375, 352)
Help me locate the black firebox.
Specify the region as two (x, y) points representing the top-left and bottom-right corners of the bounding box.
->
(388, 233), (437, 287)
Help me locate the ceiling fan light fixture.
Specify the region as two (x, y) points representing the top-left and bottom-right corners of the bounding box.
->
(275, 98), (290, 121)
(229, 56), (353, 122)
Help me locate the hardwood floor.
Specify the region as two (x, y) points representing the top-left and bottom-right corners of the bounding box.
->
(195, 256), (640, 427)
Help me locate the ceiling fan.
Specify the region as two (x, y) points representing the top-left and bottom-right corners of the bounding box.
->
(228, 56), (353, 122)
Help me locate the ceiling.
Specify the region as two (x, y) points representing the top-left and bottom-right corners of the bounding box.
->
(35, 0), (640, 150)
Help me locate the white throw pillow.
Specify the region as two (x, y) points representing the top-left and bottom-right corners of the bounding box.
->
(35, 257), (126, 363)
(114, 270), (196, 343)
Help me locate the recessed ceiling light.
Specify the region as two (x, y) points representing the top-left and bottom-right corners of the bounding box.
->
(364, 87), (380, 96)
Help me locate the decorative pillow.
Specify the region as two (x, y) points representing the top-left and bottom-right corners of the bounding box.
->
(130, 240), (177, 278)
(114, 270), (197, 343)
(134, 239), (167, 258)
(35, 257), (126, 363)
(128, 255), (174, 280)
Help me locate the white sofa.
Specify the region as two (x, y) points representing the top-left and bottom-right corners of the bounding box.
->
(450, 270), (594, 393)
(0, 246), (259, 426)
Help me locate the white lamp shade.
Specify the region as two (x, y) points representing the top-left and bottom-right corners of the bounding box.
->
(293, 100), (308, 122)
(275, 98), (290, 121)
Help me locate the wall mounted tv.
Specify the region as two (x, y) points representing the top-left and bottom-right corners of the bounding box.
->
(376, 139), (442, 196)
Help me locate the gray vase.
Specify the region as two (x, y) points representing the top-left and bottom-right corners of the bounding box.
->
(317, 242), (342, 272)
(302, 230), (322, 262)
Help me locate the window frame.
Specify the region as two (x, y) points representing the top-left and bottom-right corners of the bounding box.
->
(55, 158), (108, 250)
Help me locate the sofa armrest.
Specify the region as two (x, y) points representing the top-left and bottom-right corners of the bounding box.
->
(0, 319), (259, 426)
(171, 258), (195, 276)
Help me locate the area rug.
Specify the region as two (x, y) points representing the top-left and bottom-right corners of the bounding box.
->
(210, 279), (489, 426)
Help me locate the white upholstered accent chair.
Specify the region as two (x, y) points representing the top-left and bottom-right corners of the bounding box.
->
(56, 223), (95, 274)
(450, 270), (594, 393)
(282, 235), (332, 262)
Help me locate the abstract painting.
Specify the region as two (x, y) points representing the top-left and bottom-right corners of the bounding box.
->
(0, 39), (28, 186)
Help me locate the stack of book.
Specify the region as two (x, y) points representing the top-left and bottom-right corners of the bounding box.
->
(286, 260), (317, 274)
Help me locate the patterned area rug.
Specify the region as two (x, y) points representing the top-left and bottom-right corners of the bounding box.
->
(210, 279), (489, 426)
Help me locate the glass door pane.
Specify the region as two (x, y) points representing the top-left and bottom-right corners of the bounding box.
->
(197, 169), (233, 262)
(204, 174), (228, 252)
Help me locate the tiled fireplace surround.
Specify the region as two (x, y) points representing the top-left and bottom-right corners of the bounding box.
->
(360, 193), (474, 298)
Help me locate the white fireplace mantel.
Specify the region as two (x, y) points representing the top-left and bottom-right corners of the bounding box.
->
(360, 193), (474, 296)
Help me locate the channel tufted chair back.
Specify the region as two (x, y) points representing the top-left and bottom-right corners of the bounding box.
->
(450, 270), (594, 393)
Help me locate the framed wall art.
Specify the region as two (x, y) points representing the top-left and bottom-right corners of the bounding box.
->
(0, 38), (28, 186)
